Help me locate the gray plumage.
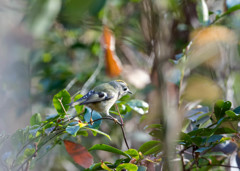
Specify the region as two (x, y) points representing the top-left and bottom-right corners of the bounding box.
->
(70, 80), (132, 115)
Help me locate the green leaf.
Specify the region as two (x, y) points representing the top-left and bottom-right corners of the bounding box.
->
(214, 127), (236, 134)
(179, 132), (192, 146)
(195, 146), (211, 153)
(149, 129), (161, 138)
(191, 136), (203, 146)
(24, 148), (35, 157)
(214, 4), (240, 23)
(101, 162), (113, 171)
(53, 89), (71, 116)
(144, 124), (162, 130)
(143, 144), (162, 155)
(88, 162), (112, 171)
(125, 149), (139, 160)
(127, 99), (149, 115)
(74, 94), (84, 114)
(188, 128), (212, 137)
(214, 100), (231, 120)
(30, 113), (42, 126)
(46, 113), (59, 121)
(116, 163), (138, 171)
(138, 140), (160, 154)
(66, 125), (80, 137)
(89, 144), (131, 158)
(207, 135), (223, 143)
(77, 130), (88, 137)
(226, 110), (240, 120)
(86, 128), (111, 140)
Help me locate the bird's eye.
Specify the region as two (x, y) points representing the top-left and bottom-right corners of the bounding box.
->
(123, 88), (127, 91)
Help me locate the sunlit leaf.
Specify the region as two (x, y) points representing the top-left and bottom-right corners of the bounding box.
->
(116, 163), (138, 171)
(124, 149), (139, 160)
(74, 94), (84, 114)
(214, 100), (231, 120)
(64, 140), (93, 168)
(53, 89), (71, 116)
(101, 162), (113, 171)
(127, 99), (149, 115)
(89, 144), (131, 158)
(86, 128), (111, 140)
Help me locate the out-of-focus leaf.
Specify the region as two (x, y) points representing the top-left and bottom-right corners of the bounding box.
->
(30, 113), (42, 126)
(53, 89), (71, 116)
(124, 149), (139, 160)
(233, 106), (240, 114)
(214, 127), (236, 134)
(202, 152), (227, 157)
(86, 128), (111, 140)
(137, 166), (147, 171)
(144, 124), (162, 130)
(195, 146), (212, 153)
(215, 4), (240, 22)
(138, 140), (161, 155)
(84, 107), (102, 129)
(102, 26), (122, 77)
(149, 129), (161, 138)
(226, 110), (240, 120)
(64, 140), (93, 168)
(116, 163), (138, 171)
(24, 148), (35, 157)
(179, 132), (192, 146)
(191, 136), (203, 146)
(26, 0), (62, 37)
(46, 114), (59, 120)
(89, 144), (131, 158)
(196, 0), (209, 25)
(143, 144), (162, 155)
(127, 99), (149, 115)
(182, 76), (222, 103)
(207, 135), (223, 143)
(66, 125), (80, 137)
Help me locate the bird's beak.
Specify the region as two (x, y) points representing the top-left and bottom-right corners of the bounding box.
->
(128, 90), (133, 94)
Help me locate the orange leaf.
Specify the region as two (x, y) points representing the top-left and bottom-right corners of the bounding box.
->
(101, 26), (122, 77)
(64, 140), (93, 168)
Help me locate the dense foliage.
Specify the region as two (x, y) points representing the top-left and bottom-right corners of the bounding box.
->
(1, 0), (240, 170)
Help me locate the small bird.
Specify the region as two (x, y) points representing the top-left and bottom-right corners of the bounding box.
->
(70, 80), (132, 122)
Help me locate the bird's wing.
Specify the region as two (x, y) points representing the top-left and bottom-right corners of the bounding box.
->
(80, 91), (114, 105)
(69, 90), (114, 106)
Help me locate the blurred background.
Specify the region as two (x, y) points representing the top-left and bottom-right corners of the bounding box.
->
(1, 0), (240, 170)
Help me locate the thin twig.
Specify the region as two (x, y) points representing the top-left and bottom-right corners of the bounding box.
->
(65, 77), (78, 91)
(58, 97), (70, 120)
(115, 104), (130, 149)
